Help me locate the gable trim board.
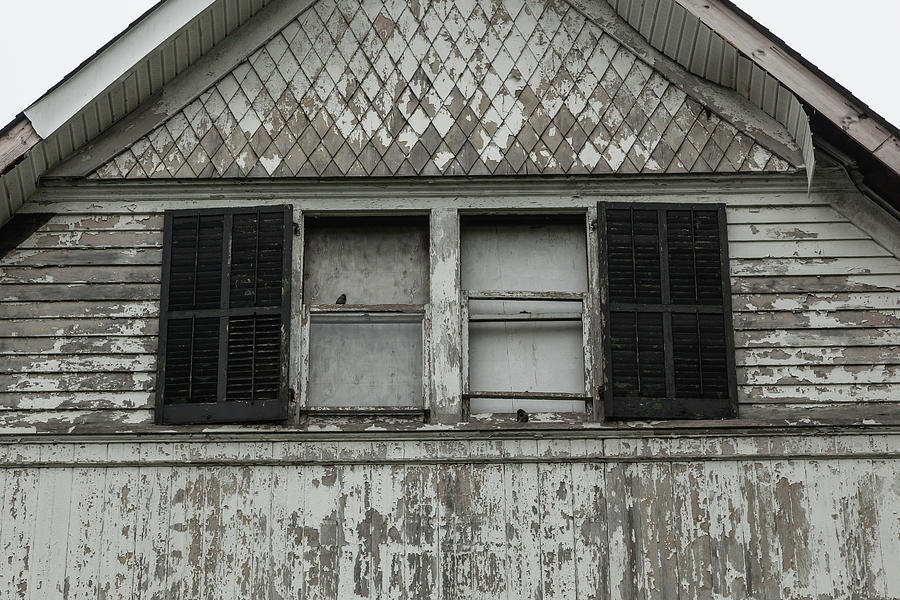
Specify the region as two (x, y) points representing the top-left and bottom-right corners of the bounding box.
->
(0, 0), (279, 227)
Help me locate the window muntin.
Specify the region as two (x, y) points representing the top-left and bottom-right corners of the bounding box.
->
(461, 215), (591, 417)
(301, 216), (429, 413)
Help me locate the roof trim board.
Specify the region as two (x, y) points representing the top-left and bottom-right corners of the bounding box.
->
(23, 0), (218, 138)
(0, 118), (40, 175)
(676, 0), (900, 176)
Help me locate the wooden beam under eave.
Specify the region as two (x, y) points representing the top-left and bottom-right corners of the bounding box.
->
(0, 117), (41, 175)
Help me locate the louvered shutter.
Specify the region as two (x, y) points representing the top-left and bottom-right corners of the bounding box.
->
(600, 203), (736, 419)
(156, 206), (292, 424)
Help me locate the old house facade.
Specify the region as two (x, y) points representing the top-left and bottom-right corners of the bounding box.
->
(0, 0), (898, 597)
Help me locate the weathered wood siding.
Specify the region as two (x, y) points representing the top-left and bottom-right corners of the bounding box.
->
(1, 433), (898, 599)
(1, 177), (898, 430)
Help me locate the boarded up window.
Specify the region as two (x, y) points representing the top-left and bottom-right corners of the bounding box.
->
(303, 216), (428, 410)
(462, 216), (589, 415)
(600, 203), (736, 419)
(157, 206), (292, 424)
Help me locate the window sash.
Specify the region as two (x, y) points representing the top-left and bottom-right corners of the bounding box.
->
(299, 305), (431, 415)
(461, 290), (591, 418)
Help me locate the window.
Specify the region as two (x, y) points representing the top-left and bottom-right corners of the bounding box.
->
(599, 203), (737, 419)
(300, 216), (429, 415)
(155, 206), (292, 424)
(153, 200), (737, 425)
(460, 215), (592, 417)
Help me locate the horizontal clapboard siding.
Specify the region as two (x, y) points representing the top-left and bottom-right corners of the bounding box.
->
(0, 214), (161, 424)
(0, 187), (899, 428)
(729, 203), (900, 409)
(0, 437), (897, 599)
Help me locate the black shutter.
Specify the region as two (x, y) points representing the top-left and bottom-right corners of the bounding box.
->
(600, 203), (736, 419)
(156, 206), (292, 424)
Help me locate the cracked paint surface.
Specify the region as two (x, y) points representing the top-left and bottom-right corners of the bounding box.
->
(90, 0), (795, 180)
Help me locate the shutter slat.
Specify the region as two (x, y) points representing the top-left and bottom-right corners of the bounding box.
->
(603, 203), (735, 419)
(158, 206), (291, 424)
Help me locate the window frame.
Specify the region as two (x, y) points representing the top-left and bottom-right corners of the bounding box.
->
(598, 201), (738, 420)
(458, 212), (597, 419)
(461, 289), (593, 419)
(155, 205), (293, 425)
(295, 212), (432, 419)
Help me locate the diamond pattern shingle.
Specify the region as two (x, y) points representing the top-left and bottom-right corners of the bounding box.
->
(92, 0), (795, 180)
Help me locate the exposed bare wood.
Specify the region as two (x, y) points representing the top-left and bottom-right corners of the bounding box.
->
(736, 346), (900, 367)
(735, 328), (900, 348)
(734, 309), (900, 330)
(0, 318), (157, 338)
(0, 118), (40, 175)
(731, 274), (900, 294)
(0, 301), (158, 319)
(0, 283), (160, 302)
(0, 266), (161, 284)
(732, 292), (900, 312)
(15, 230), (162, 249)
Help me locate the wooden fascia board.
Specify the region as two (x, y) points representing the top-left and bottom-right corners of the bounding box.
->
(47, 0), (319, 178)
(0, 118), (41, 176)
(676, 0), (900, 175)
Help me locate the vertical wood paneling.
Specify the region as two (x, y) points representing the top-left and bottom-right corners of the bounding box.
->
(64, 445), (108, 600)
(872, 453), (900, 598)
(672, 452), (713, 599)
(743, 456), (782, 600)
(571, 442), (609, 600)
(469, 442), (506, 600)
(96, 453), (140, 600)
(605, 439), (638, 600)
(166, 463), (205, 600)
(404, 443), (440, 600)
(133, 462), (172, 600)
(1, 466), (39, 600)
(336, 461), (370, 600)
(370, 456), (404, 599)
(27, 465), (72, 598)
(0, 449), (898, 598)
(537, 441), (577, 600)
(437, 448), (473, 600)
(502, 440), (542, 600)
(649, 457), (680, 598)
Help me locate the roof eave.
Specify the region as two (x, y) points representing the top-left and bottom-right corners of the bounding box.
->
(22, 0), (218, 139)
(676, 0), (900, 181)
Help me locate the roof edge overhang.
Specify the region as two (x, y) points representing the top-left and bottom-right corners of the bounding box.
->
(23, 0), (217, 139)
(1, 0), (899, 229)
(674, 0), (900, 203)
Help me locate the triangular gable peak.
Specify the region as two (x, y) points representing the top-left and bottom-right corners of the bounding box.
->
(90, 0), (797, 179)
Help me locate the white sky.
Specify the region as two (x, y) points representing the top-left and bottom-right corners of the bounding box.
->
(0, 0), (898, 130)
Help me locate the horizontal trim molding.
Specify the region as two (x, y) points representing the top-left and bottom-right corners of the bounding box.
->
(0, 428), (898, 468)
